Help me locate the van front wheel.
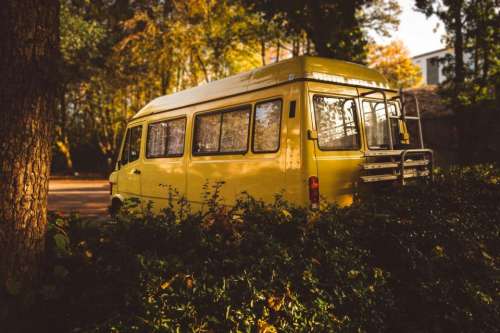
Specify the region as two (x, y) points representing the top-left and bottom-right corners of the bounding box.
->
(109, 198), (123, 217)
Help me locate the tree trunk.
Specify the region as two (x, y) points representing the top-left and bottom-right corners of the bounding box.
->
(276, 39), (280, 62)
(56, 84), (74, 172)
(452, 1), (465, 99)
(292, 36), (299, 57)
(0, 0), (59, 294)
(260, 39), (266, 66)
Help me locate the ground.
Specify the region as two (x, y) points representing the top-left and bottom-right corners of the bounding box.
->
(48, 179), (109, 216)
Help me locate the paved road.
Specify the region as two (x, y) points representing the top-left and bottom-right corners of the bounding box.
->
(48, 179), (109, 216)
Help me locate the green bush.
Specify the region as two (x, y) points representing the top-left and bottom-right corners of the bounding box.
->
(3, 165), (499, 332)
(346, 165), (500, 332)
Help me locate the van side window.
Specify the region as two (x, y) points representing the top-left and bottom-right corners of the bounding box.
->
(120, 125), (142, 165)
(253, 99), (282, 153)
(220, 109), (250, 152)
(194, 113), (221, 153)
(147, 118), (186, 158)
(167, 118), (186, 155)
(313, 95), (360, 150)
(194, 106), (250, 155)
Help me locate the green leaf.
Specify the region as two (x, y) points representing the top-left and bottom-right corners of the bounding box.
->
(53, 233), (70, 255)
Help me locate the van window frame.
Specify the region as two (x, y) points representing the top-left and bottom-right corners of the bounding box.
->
(120, 124), (143, 166)
(360, 98), (400, 150)
(192, 104), (252, 156)
(119, 128), (131, 166)
(251, 98), (283, 154)
(312, 93), (361, 152)
(145, 116), (187, 159)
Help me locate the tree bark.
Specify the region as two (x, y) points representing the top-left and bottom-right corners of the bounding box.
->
(276, 39), (280, 62)
(260, 39), (266, 66)
(0, 0), (60, 294)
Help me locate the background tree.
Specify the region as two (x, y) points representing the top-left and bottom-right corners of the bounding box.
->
(53, 0), (285, 174)
(56, 0), (108, 172)
(415, 0), (499, 106)
(240, 0), (401, 63)
(367, 40), (423, 88)
(0, 0), (60, 294)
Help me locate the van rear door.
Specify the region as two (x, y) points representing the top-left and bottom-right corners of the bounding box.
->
(308, 84), (363, 206)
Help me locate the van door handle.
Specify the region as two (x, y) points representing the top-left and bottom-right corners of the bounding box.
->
(132, 168), (141, 175)
(307, 129), (318, 140)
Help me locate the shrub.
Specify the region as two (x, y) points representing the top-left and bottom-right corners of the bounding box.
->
(2, 165), (499, 332)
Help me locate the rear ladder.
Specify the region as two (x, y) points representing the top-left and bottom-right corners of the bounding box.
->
(359, 89), (434, 185)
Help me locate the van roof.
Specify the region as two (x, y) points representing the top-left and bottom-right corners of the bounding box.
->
(133, 56), (391, 119)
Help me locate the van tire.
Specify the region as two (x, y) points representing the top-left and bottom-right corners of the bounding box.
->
(109, 198), (123, 217)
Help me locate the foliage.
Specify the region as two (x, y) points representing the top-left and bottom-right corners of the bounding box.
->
(353, 165), (500, 331)
(241, 0), (401, 63)
(2, 165), (499, 332)
(54, 0), (278, 174)
(367, 40), (423, 88)
(415, 0), (499, 107)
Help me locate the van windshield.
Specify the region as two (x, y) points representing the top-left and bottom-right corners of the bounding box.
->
(362, 100), (399, 149)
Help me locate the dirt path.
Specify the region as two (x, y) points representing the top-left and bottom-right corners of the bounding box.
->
(48, 179), (109, 216)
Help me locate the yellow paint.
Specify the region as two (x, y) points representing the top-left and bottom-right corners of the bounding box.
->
(110, 56), (409, 212)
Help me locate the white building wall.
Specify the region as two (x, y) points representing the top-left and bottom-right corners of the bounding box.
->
(412, 48), (453, 85)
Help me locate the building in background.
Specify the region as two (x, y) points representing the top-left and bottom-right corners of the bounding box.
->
(412, 48), (452, 85)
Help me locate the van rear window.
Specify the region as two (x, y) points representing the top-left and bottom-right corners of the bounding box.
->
(194, 106), (250, 155)
(313, 95), (360, 150)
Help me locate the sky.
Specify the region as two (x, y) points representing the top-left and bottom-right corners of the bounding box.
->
(374, 0), (447, 57)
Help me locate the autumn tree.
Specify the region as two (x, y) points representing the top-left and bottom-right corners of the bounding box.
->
(0, 0), (60, 294)
(54, 0), (282, 174)
(367, 40), (423, 88)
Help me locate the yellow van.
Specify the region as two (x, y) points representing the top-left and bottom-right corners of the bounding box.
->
(109, 56), (433, 214)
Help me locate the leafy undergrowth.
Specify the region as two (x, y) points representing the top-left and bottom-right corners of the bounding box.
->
(3, 165), (500, 332)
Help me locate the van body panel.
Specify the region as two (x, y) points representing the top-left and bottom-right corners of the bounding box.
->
(117, 161), (142, 199)
(186, 86), (292, 207)
(140, 157), (185, 210)
(139, 114), (187, 211)
(283, 82), (307, 206)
